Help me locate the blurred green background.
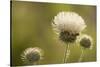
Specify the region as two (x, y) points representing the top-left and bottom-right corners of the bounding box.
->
(11, 1), (96, 66)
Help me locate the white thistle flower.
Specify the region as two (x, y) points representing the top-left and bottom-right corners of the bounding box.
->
(52, 11), (86, 34)
(21, 47), (44, 64)
(79, 35), (93, 49)
(52, 12), (86, 43)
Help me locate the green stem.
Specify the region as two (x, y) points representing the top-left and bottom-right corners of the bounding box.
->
(32, 61), (39, 65)
(64, 44), (70, 63)
(78, 48), (84, 62)
(36, 61), (39, 65)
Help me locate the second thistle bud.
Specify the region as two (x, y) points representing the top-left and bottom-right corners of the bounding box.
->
(79, 35), (93, 49)
(21, 47), (44, 64)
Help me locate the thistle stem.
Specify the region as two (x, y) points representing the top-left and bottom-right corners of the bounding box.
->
(32, 61), (39, 65)
(36, 61), (39, 65)
(64, 44), (70, 63)
(78, 48), (84, 62)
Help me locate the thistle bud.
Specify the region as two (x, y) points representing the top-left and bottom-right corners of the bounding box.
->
(79, 35), (93, 49)
(21, 47), (44, 64)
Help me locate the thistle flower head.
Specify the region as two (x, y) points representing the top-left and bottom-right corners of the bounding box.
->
(79, 35), (93, 49)
(21, 47), (44, 64)
(59, 31), (79, 43)
(52, 12), (86, 43)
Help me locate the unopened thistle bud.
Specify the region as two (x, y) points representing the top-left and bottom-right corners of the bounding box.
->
(21, 47), (44, 64)
(79, 35), (93, 49)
